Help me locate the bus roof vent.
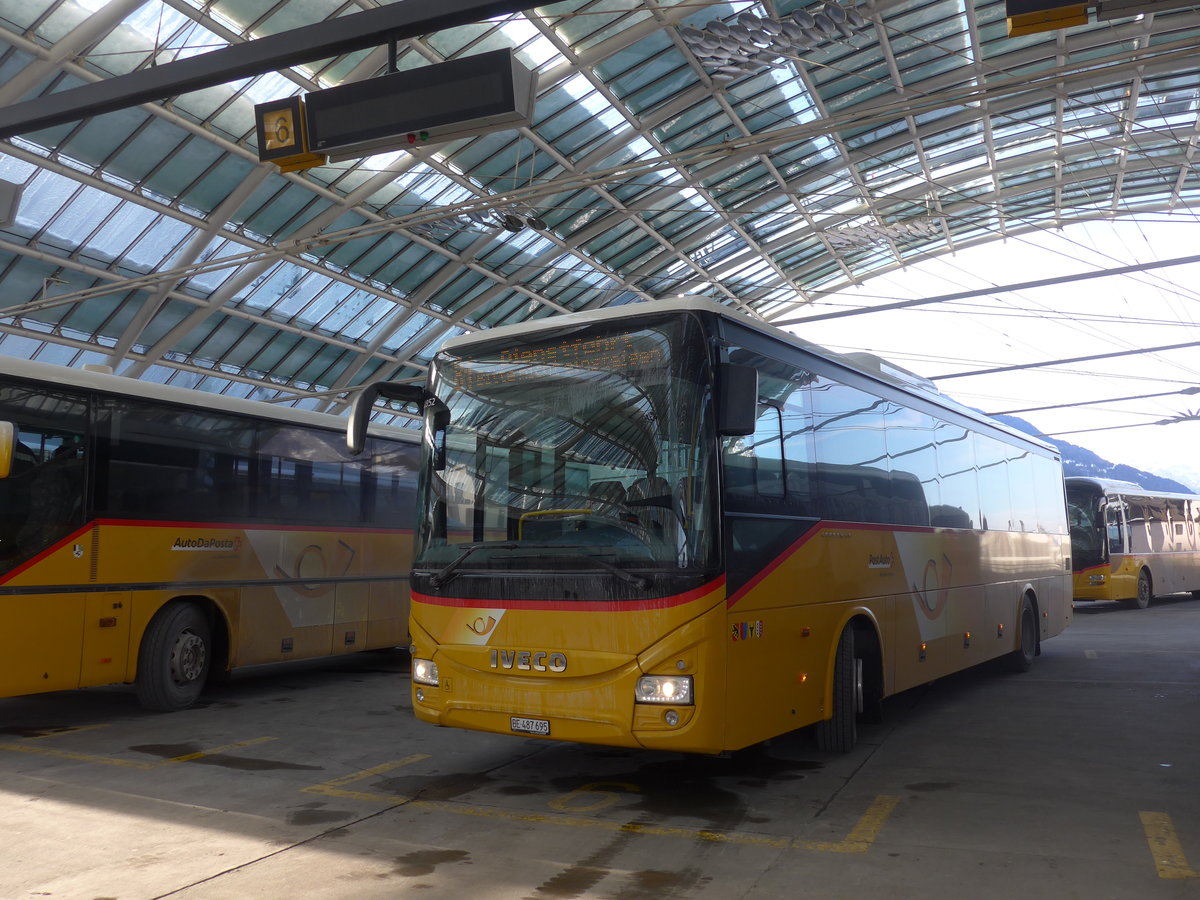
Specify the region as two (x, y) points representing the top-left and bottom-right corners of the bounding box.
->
(841, 352), (939, 393)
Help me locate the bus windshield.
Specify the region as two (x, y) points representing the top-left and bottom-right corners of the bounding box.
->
(1066, 484), (1105, 568)
(414, 314), (717, 579)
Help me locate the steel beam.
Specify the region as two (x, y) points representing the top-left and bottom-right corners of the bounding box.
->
(0, 0), (551, 139)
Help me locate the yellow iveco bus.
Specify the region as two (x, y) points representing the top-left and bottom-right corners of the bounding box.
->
(349, 298), (1071, 754)
(1066, 476), (1200, 608)
(0, 357), (417, 710)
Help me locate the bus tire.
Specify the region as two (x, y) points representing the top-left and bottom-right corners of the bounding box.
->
(1004, 596), (1037, 673)
(1126, 569), (1152, 610)
(135, 601), (211, 711)
(815, 627), (859, 753)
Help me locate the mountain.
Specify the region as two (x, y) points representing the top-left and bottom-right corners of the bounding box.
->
(990, 414), (1196, 494)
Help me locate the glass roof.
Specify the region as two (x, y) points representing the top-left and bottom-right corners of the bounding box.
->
(0, 0), (1198, 416)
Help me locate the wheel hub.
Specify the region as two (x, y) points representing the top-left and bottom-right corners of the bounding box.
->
(170, 629), (206, 685)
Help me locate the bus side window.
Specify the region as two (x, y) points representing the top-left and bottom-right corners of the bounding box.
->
(722, 402), (783, 501)
(16, 434), (85, 556)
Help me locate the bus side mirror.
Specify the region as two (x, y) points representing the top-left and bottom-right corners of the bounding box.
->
(347, 382), (449, 455)
(717, 363), (758, 436)
(0, 421), (14, 478)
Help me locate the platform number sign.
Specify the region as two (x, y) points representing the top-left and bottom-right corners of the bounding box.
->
(253, 96), (326, 173)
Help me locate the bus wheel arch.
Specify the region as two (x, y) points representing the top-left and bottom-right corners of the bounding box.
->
(814, 615), (882, 753)
(135, 598), (220, 711)
(1128, 568), (1153, 609)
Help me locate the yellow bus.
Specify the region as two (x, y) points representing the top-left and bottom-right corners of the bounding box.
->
(350, 298), (1071, 753)
(0, 357), (417, 710)
(1066, 476), (1200, 608)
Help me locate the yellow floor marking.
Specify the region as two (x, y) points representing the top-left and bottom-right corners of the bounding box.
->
(0, 736), (277, 770)
(23, 724), (112, 739)
(301, 754), (432, 800)
(1140, 811), (1199, 879)
(302, 759), (899, 855)
(799, 795), (901, 853)
(161, 736), (277, 764)
(0, 742), (156, 769)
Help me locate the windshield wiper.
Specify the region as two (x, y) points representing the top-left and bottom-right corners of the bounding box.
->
(426, 541), (650, 590)
(427, 541), (498, 588)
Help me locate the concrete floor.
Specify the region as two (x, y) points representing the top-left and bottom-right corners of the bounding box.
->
(2, 596), (1198, 900)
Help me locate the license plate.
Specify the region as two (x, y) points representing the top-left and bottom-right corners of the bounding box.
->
(510, 716), (550, 736)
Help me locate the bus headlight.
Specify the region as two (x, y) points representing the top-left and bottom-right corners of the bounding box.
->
(635, 674), (693, 705)
(412, 658), (439, 686)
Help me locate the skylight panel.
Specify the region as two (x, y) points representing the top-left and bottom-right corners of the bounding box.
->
(501, 16), (566, 70)
(79, 200), (156, 261)
(16, 168), (77, 231)
(45, 183), (120, 248)
(561, 74), (629, 134)
(243, 70), (301, 106)
(378, 310), (435, 352)
(0, 153), (37, 184)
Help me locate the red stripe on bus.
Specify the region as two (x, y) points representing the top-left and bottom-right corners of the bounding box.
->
(412, 575), (726, 612)
(726, 527), (822, 609)
(95, 518), (412, 534)
(0, 519), (413, 585)
(0, 522), (95, 583)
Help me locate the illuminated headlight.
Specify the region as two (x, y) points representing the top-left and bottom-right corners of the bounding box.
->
(635, 674), (693, 705)
(1088, 574), (1106, 585)
(412, 658), (439, 686)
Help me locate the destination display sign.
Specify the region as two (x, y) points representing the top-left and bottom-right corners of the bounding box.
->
(454, 331), (666, 394)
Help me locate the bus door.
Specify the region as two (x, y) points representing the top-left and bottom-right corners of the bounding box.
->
(0, 393), (91, 693)
(1105, 498), (1127, 557)
(1105, 497), (1135, 597)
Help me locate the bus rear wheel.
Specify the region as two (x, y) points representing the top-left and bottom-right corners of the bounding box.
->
(136, 601), (211, 711)
(815, 627), (861, 753)
(1003, 596), (1037, 673)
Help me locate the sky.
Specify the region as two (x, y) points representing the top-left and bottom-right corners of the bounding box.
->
(780, 213), (1200, 492)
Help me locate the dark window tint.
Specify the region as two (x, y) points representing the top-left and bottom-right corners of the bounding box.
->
(0, 385), (89, 569)
(975, 434), (1011, 531)
(97, 396), (416, 527)
(97, 399), (255, 521)
(934, 422), (976, 528)
(811, 377), (891, 523)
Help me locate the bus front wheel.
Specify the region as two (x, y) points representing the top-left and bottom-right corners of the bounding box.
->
(1127, 569), (1153, 610)
(136, 602), (211, 711)
(815, 627), (860, 753)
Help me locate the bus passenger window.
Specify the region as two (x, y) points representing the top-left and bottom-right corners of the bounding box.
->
(16, 436), (84, 556)
(722, 402), (783, 501)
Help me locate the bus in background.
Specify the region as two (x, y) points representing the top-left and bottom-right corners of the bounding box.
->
(1066, 476), (1200, 608)
(0, 357), (417, 710)
(349, 298), (1072, 754)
